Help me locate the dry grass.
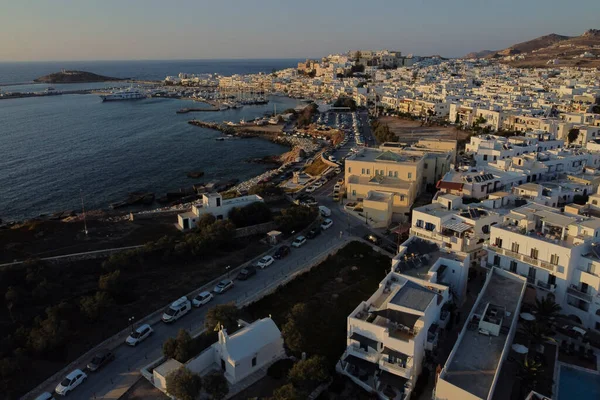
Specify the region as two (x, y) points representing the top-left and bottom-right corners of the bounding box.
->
(378, 116), (469, 142)
(304, 156), (328, 177)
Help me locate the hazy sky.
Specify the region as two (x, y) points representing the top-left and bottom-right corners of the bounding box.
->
(0, 0), (598, 61)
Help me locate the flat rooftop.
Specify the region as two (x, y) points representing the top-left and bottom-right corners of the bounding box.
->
(351, 148), (423, 164)
(348, 174), (413, 189)
(390, 280), (437, 312)
(393, 238), (465, 278)
(442, 271), (525, 400)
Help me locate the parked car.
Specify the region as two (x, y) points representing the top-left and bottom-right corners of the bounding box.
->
(319, 205), (331, 217)
(54, 369), (87, 396)
(213, 279), (234, 294)
(86, 349), (115, 372)
(256, 255), (275, 269)
(125, 324), (153, 346)
(291, 236), (307, 248)
(192, 291), (213, 307)
(238, 266), (257, 280)
(305, 185), (317, 193)
(306, 228), (321, 239)
(34, 393), (55, 400)
(273, 245), (290, 259)
(337, 178), (344, 184)
(162, 296), (192, 323)
(321, 218), (333, 230)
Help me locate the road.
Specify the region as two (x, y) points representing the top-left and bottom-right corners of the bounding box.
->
(32, 208), (363, 399)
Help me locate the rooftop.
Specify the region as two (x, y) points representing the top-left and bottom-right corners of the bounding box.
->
(442, 270), (525, 400)
(390, 280), (437, 312)
(393, 237), (466, 278)
(348, 174), (413, 189)
(350, 148), (423, 164)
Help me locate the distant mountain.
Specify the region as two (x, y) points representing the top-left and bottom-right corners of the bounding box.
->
(464, 29), (600, 68)
(34, 70), (124, 83)
(463, 50), (495, 59)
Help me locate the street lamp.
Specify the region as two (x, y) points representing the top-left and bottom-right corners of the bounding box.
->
(128, 316), (135, 333)
(226, 265), (231, 278)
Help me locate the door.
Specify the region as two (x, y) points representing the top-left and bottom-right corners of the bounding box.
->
(221, 359), (226, 371)
(527, 267), (536, 284)
(183, 219), (190, 230)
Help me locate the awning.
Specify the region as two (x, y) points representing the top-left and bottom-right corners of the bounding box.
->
(378, 370), (408, 389)
(372, 309), (420, 329)
(343, 354), (378, 374)
(442, 221), (472, 233)
(382, 347), (409, 362)
(437, 181), (464, 191)
(350, 332), (379, 350)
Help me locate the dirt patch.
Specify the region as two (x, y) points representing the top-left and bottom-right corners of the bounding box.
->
(304, 156), (328, 176)
(378, 116), (468, 142)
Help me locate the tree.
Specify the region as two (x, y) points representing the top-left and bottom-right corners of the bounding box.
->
(166, 367), (203, 400)
(196, 213), (217, 230)
(203, 371), (229, 399)
(80, 291), (114, 321)
(518, 321), (554, 352)
(28, 301), (75, 354)
(568, 128), (580, 144)
(281, 303), (311, 354)
(272, 383), (301, 400)
(591, 104), (600, 114)
(163, 329), (194, 362)
(98, 270), (124, 297)
(204, 303), (239, 332)
(5, 286), (21, 322)
(533, 296), (561, 324)
(288, 355), (329, 390)
(228, 202), (272, 228)
(516, 356), (543, 397)
(275, 206), (317, 234)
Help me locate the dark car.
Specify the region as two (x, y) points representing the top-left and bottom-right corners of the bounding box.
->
(237, 266), (257, 281)
(306, 228), (321, 239)
(86, 349), (115, 372)
(364, 234), (381, 245)
(273, 245), (291, 259)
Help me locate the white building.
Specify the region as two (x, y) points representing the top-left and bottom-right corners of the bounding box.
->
(152, 318), (285, 393)
(177, 193), (264, 231)
(338, 267), (451, 400)
(484, 202), (600, 330)
(435, 268), (526, 400)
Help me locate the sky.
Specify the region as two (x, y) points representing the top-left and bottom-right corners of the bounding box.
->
(0, 0), (598, 62)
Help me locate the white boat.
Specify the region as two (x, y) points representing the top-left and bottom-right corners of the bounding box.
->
(100, 89), (146, 102)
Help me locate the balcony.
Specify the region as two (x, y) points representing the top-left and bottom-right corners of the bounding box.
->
(567, 286), (593, 303)
(539, 261), (555, 272)
(379, 358), (413, 379)
(536, 280), (556, 293)
(348, 344), (381, 364)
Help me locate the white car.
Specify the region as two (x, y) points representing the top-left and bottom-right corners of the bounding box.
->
(321, 218), (333, 230)
(35, 393), (55, 400)
(291, 236), (307, 248)
(192, 291), (213, 307)
(257, 255), (275, 269)
(125, 324), (153, 346)
(313, 181), (323, 188)
(305, 185), (317, 193)
(335, 168), (342, 174)
(54, 369), (87, 396)
(213, 279), (234, 294)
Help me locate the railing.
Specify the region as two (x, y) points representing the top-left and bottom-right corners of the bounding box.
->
(378, 359), (413, 379)
(536, 280), (556, 293)
(567, 286), (593, 303)
(348, 345), (381, 363)
(539, 261), (555, 272)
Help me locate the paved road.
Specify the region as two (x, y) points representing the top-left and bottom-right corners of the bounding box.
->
(33, 210), (357, 399)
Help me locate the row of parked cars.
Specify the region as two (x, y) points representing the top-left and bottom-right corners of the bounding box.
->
(37, 215), (335, 398)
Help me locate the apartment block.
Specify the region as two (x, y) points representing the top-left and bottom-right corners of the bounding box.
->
(338, 268), (451, 400)
(435, 268), (526, 400)
(484, 203), (600, 330)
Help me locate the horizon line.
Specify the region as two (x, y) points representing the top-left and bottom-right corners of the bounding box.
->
(0, 57), (313, 64)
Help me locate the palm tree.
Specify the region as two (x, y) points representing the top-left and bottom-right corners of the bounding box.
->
(517, 356), (544, 397)
(518, 321), (555, 353)
(533, 296), (561, 323)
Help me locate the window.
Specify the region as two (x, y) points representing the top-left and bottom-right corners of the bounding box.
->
(400, 195), (405, 202)
(416, 220), (424, 228)
(483, 155), (488, 161)
(348, 167), (351, 173)
(394, 171), (398, 178)
(366, 169), (370, 174)
(495, 237), (503, 248)
(424, 163), (428, 169)
(408, 172), (412, 179)
(425, 222), (435, 231)
(550, 254), (559, 265)
(511, 242), (519, 253)
(389, 171), (393, 177)
(510, 260), (517, 273)
(352, 190), (356, 196)
(252, 357), (257, 367)
(361, 168), (365, 174)
(493, 255), (500, 266)
(530, 248), (538, 260)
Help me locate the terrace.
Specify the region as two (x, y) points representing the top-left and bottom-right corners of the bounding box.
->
(440, 271), (525, 400)
(392, 238), (466, 279)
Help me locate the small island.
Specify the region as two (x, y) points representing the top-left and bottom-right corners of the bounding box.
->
(34, 70), (124, 83)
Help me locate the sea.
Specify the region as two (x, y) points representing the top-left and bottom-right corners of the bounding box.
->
(0, 59), (304, 221)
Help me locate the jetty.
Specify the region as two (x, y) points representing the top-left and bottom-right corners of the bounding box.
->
(176, 107), (219, 114)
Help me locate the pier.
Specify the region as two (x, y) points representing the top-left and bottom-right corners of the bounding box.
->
(176, 107), (219, 113)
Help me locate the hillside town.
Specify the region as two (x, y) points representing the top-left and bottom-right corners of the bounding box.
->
(13, 38), (600, 400)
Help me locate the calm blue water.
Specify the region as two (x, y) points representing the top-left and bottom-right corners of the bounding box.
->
(558, 365), (600, 400)
(0, 59), (300, 85)
(0, 93), (303, 221)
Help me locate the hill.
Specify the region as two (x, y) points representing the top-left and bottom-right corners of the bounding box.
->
(465, 29), (600, 68)
(34, 70), (124, 83)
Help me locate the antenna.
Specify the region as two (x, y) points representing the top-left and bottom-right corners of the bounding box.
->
(80, 189), (88, 236)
